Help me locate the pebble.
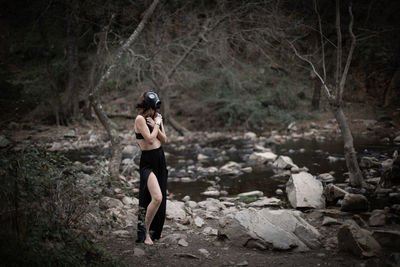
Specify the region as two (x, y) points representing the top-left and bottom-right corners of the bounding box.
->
(178, 239), (188, 247)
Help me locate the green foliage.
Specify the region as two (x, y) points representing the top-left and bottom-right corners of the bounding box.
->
(188, 62), (312, 129)
(0, 149), (123, 267)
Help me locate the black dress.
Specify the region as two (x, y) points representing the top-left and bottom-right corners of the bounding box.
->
(135, 127), (168, 242)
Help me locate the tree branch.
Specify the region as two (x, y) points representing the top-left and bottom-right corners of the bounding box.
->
(339, 3), (356, 100)
(288, 41), (333, 100)
(335, 0), (342, 100)
(314, 0), (326, 80)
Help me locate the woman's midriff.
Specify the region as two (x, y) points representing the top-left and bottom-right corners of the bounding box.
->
(137, 139), (161, 151)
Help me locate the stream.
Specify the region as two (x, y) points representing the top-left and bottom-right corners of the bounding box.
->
(65, 136), (399, 203)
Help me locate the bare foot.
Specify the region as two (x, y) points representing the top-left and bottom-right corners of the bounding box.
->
(144, 235), (153, 245)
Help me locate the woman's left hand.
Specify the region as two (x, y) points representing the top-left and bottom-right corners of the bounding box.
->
(146, 117), (156, 127)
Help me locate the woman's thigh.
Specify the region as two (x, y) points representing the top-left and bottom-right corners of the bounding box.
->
(147, 172), (162, 200)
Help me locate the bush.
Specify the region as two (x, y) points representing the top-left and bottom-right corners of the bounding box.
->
(0, 149), (123, 267)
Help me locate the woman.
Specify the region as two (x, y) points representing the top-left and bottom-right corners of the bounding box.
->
(134, 91), (168, 245)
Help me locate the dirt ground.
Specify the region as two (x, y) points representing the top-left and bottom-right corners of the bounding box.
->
(98, 223), (379, 267)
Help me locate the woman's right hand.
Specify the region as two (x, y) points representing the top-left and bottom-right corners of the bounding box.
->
(154, 113), (162, 125)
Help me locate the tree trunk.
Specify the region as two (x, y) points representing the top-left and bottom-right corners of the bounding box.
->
(332, 105), (363, 188)
(383, 65), (400, 107)
(311, 77), (321, 110)
(89, 0), (160, 181)
(66, 2), (80, 121)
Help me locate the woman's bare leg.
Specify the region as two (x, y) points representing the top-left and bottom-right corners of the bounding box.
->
(144, 172), (162, 245)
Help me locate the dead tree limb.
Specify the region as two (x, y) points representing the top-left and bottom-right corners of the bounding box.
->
(89, 0), (160, 181)
(290, 0), (364, 188)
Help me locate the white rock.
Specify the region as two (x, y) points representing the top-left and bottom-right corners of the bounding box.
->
(197, 154), (209, 161)
(123, 145), (138, 154)
(247, 197), (281, 207)
(166, 200), (186, 221)
(178, 239), (188, 247)
(201, 190), (220, 197)
(187, 201), (198, 209)
(317, 173), (335, 183)
(286, 172), (325, 209)
(394, 135), (400, 144)
(194, 216), (205, 228)
(122, 196), (138, 206)
(203, 227), (218, 236)
(238, 191), (264, 198)
(249, 152), (278, 163)
(273, 156), (298, 169)
(112, 230), (130, 237)
(219, 208), (321, 251)
(198, 248), (210, 258)
(219, 161), (241, 175)
(244, 132), (257, 140)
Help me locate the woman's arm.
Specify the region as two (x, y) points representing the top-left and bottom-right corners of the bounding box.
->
(157, 120), (167, 144)
(135, 115), (160, 144)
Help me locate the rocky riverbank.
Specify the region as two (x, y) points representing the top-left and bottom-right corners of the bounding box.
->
(1, 116), (400, 266)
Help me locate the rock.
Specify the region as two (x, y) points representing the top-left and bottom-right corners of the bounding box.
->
(246, 197), (281, 207)
(394, 135), (400, 145)
(178, 239), (189, 247)
(198, 248), (210, 258)
(112, 230), (130, 238)
(286, 172), (325, 209)
(368, 209), (386, 227)
(248, 152), (277, 164)
(244, 132), (257, 140)
(218, 208), (320, 251)
(201, 190), (220, 197)
(134, 247), (145, 256)
(63, 129), (76, 138)
(122, 145), (138, 154)
(194, 216), (205, 228)
(122, 196), (138, 206)
(197, 154), (209, 161)
(203, 227), (218, 236)
(0, 135), (11, 147)
(327, 156), (340, 163)
(187, 201), (198, 209)
(49, 142), (62, 151)
(182, 195), (191, 202)
(275, 189), (284, 195)
(360, 157), (381, 169)
(273, 156), (298, 169)
(340, 194), (369, 212)
(317, 173), (335, 183)
(100, 197), (124, 210)
(219, 161), (241, 175)
(338, 220), (381, 257)
(236, 261), (249, 266)
(322, 217), (341, 226)
(372, 230), (400, 251)
(241, 167), (253, 173)
(238, 191), (264, 198)
(324, 184), (347, 202)
(166, 200), (186, 221)
(159, 233), (187, 244)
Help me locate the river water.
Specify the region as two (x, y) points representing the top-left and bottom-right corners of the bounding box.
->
(165, 137), (399, 202)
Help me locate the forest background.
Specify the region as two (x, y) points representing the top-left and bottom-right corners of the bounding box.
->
(1, 0), (399, 130)
(1, 0), (400, 266)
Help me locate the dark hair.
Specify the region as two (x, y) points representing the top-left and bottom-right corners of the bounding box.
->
(136, 91), (157, 118)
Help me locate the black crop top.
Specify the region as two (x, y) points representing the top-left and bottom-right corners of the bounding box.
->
(135, 124), (162, 139)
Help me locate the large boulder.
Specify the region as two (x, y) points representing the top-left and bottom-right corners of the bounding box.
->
(340, 193), (369, 212)
(273, 156), (298, 169)
(338, 220), (381, 258)
(286, 172), (325, 209)
(218, 208), (320, 251)
(248, 152), (277, 164)
(166, 200), (186, 221)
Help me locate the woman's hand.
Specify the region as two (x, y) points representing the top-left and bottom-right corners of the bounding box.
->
(154, 113), (162, 126)
(146, 117), (156, 127)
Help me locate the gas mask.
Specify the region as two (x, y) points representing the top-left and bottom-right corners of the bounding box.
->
(144, 91), (161, 110)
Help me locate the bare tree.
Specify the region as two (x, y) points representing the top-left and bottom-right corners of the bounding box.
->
(290, 0), (364, 188)
(89, 0), (160, 182)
